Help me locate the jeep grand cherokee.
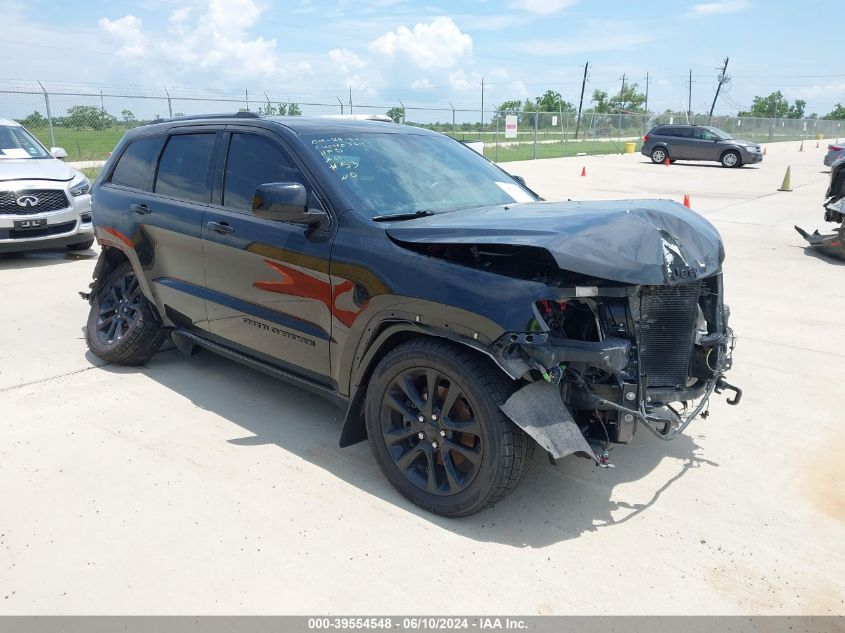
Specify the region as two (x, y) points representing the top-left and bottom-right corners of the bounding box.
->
(82, 112), (740, 517)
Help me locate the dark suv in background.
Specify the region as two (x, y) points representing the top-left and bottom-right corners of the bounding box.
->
(83, 112), (739, 517)
(642, 124), (762, 168)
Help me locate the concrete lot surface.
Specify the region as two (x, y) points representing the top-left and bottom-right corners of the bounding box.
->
(1, 140), (843, 615)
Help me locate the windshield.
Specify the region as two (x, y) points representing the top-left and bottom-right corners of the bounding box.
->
(301, 132), (537, 218)
(0, 125), (50, 159)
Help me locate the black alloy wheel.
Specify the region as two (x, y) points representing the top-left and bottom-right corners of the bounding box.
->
(85, 260), (165, 365)
(380, 366), (483, 496)
(95, 270), (142, 346)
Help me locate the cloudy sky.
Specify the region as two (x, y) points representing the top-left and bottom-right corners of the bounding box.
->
(2, 0), (843, 119)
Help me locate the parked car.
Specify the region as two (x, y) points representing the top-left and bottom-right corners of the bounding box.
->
(82, 112), (740, 517)
(823, 143), (845, 167)
(0, 118), (94, 253)
(641, 124), (762, 168)
(795, 156), (845, 259)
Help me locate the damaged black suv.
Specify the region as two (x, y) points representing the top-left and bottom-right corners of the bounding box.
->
(83, 112), (740, 517)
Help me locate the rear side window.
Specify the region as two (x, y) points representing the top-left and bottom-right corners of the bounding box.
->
(110, 136), (165, 191)
(222, 133), (305, 211)
(154, 133), (216, 203)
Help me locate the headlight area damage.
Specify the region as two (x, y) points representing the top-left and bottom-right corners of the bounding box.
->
(496, 276), (739, 466)
(387, 199), (741, 467)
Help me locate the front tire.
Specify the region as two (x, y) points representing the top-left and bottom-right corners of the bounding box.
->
(839, 222), (845, 259)
(365, 339), (534, 517)
(721, 150), (741, 168)
(650, 147), (668, 164)
(85, 261), (165, 365)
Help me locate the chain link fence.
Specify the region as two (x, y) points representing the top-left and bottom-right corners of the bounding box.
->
(3, 80), (844, 166)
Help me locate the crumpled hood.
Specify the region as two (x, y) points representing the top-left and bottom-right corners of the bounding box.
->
(0, 158), (76, 183)
(385, 199), (724, 285)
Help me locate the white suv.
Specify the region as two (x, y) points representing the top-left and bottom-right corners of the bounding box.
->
(0, 119), (94, 253)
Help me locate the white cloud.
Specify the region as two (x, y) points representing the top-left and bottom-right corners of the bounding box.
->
(510, 0), (577, 15)
(411, 78), (433, 89)
(448, 69), (483, 92)
(509, 80), (529, 99)
(369, 17), (473, 70)
(784, 82), (845, 101)
(516, 20), (652, 56)
(690, 1), (750, 16)
(98, 0), (282, 80)
(328, 48), (366, 74)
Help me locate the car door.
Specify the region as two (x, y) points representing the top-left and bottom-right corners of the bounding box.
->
(689, 127), (717, 160)
(98, 129), (218, 330)
(201, 128), (333, 383)
(666, 127), (693, 159)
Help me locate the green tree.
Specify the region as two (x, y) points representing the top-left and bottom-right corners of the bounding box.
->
(19, 111), (47, 128)
(739, 91), (789, 118)
(121, 109), (137, 124)
(282, 103), (302, 116)
(64, 105), (116, 130)
(609, 83), (647, 113)
(493, 99), (523, 123)
(534, 90), (573, 112)
(386, 106), (405, 123)
(787, 99), (806, 119)
(825, 103), (845, 120)
(590, 90), (611, 113)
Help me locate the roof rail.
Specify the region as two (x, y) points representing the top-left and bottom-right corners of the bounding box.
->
(145, 111), (261, 125)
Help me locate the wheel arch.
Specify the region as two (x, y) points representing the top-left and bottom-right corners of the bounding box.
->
(338, 323), (514, 448)
(651, 144), (670, 159)
(720, 147), (742, 166)
(87, 239), (161, 323)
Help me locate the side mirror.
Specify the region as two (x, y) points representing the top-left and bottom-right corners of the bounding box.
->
(50, 147), (67, 159)
(512, 175), (527, 187)
(252, 182), (326, 227)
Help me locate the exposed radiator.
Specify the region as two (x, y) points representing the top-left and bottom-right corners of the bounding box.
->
(637, 283), (701, 387)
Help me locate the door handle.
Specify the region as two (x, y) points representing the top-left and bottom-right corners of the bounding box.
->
(130, 203), (151, 215)
(207, 221), (234, 235)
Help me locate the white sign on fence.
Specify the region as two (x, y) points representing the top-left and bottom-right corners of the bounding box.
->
(552, 115), (558, 127)
(505, 115), (518, 139)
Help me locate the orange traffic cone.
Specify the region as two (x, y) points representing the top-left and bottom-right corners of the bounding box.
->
(683, 194), (691, 208)
(580, 166), (586, 177)
(664, 157), (670, 167)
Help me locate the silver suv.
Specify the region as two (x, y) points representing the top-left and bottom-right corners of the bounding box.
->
(0, 119), (94, 253)
(641, 124), (763, 168)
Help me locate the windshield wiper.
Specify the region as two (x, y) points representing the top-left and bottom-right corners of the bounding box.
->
(372, 210), (436, 222)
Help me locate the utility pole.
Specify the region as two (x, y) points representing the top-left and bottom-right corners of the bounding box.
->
(644, 72), (650, 113)
(575, 61), (589, 140)
(619, 73), (627, 111)
(688, 69), (693, 120)
(349, 85), (353, 114)
(480, 76), (485, 132)
(708, 57), (730, 123)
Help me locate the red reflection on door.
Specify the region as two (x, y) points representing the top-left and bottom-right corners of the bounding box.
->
(254, 259), (367, 328)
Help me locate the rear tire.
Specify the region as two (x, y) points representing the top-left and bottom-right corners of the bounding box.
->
(85, 261), (165, 365)
(67, 237), (95, 250)
(721, 150), (741, 168)
(650, 147), (668, 164)
(364, 338), (534, 517)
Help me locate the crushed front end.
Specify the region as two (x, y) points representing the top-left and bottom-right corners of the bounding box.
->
(495, 272), (739, 464)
